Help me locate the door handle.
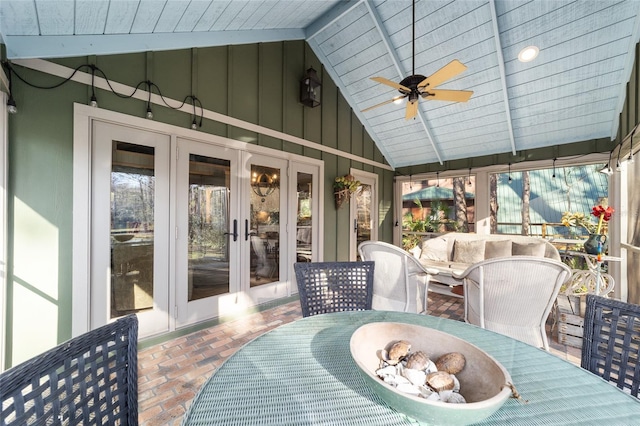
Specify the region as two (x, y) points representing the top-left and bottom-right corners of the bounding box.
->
(224, 219), (238, 241)
(245, 219), (257, 241)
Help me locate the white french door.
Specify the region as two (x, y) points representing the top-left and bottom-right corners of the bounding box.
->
(175, 138), (240, 325)
(78, 108), (321, 338)
(350, 169), (379, 260)
(91, 121), (171, 337)
(244, 154), (289, 298)
(175, 144), (289, 325)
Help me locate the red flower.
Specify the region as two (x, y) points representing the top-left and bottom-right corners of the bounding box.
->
(591, 205), (614, 222)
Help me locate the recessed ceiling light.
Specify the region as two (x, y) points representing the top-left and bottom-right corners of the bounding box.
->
(518, 46), (539, 63)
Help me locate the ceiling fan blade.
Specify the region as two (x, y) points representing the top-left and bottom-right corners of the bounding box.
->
(371, 77), (411, 93)
(418, 59), (467, 89)
(405, 100), (419, 120)
(361, 95), (406, 113)
(423, 89), (473, 103)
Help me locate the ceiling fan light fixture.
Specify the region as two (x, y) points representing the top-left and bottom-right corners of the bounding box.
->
(518, 46), (539, 63)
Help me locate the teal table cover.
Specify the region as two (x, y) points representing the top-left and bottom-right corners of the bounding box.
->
(182, 311), (640, 425)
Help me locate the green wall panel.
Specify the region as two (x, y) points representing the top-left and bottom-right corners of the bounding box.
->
(2, 40), (390, 366)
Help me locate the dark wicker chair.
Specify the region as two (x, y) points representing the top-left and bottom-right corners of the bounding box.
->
(0, 314), (138, 425)
(294, 261), (374, 317)
(581, 294), (640, 398)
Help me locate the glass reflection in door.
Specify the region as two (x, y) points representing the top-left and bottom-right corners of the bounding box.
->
(188, 154), (231, 301)
(296, 172), (313, 262)
(250, 165), (280, 286)
(110, 142), (155, 318)
(355, 182), (372, 259)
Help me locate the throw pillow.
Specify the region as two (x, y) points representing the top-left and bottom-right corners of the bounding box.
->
(484, 240), (512, 259)
(452, 240), (485, 264)
(420, 237), (448, 261)
(512, 241), (546, 257)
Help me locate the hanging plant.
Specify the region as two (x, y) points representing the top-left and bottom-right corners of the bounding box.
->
(333, 174), (361, 209)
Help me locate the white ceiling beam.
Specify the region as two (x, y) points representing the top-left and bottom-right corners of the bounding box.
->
(2, 29), (306, 59)
(305, 0), (364, 41)
(489, 0), (516, 156)
(363, 0), (444, 165)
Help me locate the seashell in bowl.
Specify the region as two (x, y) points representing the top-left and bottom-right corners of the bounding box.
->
(387, 340), (411, 364)
(350, 322), (513, 426)
(405, 351), (430, 370)
(435, 352), (466, 375)
(426, 371), (456, 392)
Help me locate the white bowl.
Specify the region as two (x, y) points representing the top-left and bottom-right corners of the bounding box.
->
(350, 322), (512, 426)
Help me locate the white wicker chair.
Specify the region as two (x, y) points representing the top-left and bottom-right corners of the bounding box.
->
(358, 241), (437, 313)
(453, 256), (571, 350)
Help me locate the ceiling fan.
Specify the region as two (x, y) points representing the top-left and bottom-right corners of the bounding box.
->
(362, 0), (473, 120)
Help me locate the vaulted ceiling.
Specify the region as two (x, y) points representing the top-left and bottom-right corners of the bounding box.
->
(1, 0), (639, 169)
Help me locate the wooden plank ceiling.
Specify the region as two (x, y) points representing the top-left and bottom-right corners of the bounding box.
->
(2, 0), (639, 169)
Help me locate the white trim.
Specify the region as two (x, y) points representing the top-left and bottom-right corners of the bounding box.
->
(350, 168), (379, 260)
(13, 58), (392, 172)
(393, 153), (610, 182)
(72, 104), (324, 335)
(489, 0), (516, 155)
(0, 92), (8, 369)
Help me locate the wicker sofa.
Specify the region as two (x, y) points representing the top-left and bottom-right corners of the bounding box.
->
(410, 232), (561, 295)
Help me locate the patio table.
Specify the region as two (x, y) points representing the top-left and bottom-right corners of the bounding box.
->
(181, 310), (640, 425)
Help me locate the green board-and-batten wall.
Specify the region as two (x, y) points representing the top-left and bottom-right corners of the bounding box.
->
(3, 40), (393, 368)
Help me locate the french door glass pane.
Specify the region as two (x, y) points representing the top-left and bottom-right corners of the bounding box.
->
(250, 165), (280, 286)
(296, 172), (313, 262)
(188, 154), (231, 301)
(110, 142), (155, 318)
(355, 183), (372, 253)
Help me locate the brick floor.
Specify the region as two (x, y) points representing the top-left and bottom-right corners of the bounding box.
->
(137, 291), (580, 426)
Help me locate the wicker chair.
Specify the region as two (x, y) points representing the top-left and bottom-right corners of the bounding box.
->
(293, 261), (374, 317)
(358, 241), (436, 313)
(0, 314), (139, 425)
(453, 256), (571, 351)
(581, 294), (640, 397)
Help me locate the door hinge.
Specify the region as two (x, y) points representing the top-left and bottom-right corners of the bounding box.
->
(174, 306), (178, 319)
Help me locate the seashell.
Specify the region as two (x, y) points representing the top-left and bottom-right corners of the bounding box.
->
(402, 368), (427, 386)
(396, 383), (422, 396)
(451, 374), (460, 392)
(417, 385), (435, 399)
(387, 340), (411, 364)
(426, 371), (456, 392)
(435, 352), (466, 375)
(383, 373), (411, 387)
(424, 391), (441, 401)
(424, 359), (438, 374)
(405, 351), (430, 370)
(440, 391), (467, 404)
(376, 365), (398, 378)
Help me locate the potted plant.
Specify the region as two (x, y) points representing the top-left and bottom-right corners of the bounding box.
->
(333, 174), (361, 209)
(561, 197), (614, 256)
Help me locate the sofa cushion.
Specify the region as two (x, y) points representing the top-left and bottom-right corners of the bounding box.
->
(484, 240), (512, 259)
(512, 241), (546, 257)
(452, 240), (485, 264)
(419, 237), (449, 261)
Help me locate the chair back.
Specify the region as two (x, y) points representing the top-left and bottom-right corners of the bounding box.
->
(293, 261), (374, 317)
(358, 241), (431, 313)
(0, 314), (138, 425)
(581, 294), (640, 397)
(459, 256), (571, 350)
